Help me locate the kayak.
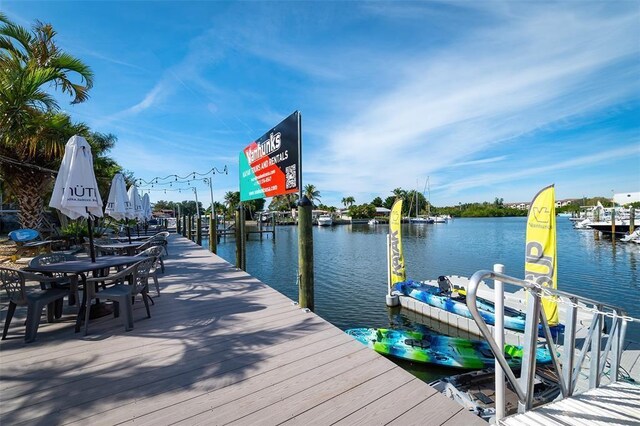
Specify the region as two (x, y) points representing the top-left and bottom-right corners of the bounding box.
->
(345, 328), (554, 369)
(393, 279), (563, 337)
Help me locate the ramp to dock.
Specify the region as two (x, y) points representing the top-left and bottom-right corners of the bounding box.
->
(0, 235), (485, 425)
(499, 381), (640, 425)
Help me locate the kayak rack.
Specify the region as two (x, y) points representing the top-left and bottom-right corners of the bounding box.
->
(466, 269), (629, 420)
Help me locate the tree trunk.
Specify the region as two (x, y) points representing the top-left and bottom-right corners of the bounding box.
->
(13, 170), (50, 231)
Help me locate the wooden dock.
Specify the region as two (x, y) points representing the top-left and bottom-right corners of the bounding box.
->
(0, 235), (485, 425)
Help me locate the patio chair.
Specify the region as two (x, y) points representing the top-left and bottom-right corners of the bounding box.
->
(0, 268), (69, 343)
(29, 253), (78, 308)
(135, 246), (164, 295)
(83, 257), (154, 335)
(136, 238), (167, 260)
(149, 231), (169, 254)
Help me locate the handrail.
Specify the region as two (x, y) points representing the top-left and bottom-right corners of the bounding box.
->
(466, 269), (628, 415)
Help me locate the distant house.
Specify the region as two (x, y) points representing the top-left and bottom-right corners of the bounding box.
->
(375, 207), (391, 217)
(555, 199), (577, 208)
(506, 202), (529, 210)
(613, 192), (640, 206)
(153, 209), (175, 218)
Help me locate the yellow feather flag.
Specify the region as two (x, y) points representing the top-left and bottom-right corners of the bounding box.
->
(525, 185), (559, 325)
(389, 199), (406, 286)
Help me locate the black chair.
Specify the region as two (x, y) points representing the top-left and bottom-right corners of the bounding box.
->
(0, 268), (69, 343)
(82, 258), (155, 335)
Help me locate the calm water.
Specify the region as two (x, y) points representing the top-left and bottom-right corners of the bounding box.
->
(207, 217), (639, 379)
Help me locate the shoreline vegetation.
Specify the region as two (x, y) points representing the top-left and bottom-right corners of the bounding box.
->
(151, 192), (633, 222)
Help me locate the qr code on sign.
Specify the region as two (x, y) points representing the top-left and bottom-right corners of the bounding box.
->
(285, 164), (297, 189)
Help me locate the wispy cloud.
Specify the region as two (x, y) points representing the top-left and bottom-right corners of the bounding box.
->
(300, 4), (639, 204)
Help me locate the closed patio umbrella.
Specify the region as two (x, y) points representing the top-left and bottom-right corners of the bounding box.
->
(127, 184), (144, 236)
(49, 135), (103, 262)
(142, 192), (152, 234)
(105, 172), (133, 242)
(142, 193), (152, 221)
(105, 173), (131, 221)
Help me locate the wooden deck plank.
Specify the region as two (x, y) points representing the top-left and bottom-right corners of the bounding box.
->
(331, 378), (435, 426)
(108, 336), (362, 425)
(385, 393), (466, 426)
(0, 235), (488, 426)
(2, 315), (332, 423)
(1, 301), (307, 392)
(219, 354), (397, 425)
(281, 368), (415, 425)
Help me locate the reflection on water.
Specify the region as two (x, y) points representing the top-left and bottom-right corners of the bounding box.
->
(210, 217), (640, 346)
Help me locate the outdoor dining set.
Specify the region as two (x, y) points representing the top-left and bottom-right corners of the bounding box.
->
(1, 135), (171, 343)
(0, 231), (169, 343)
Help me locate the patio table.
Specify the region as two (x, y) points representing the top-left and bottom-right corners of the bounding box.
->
(24, 256), (142, 333)
(95, 242), (146, 256)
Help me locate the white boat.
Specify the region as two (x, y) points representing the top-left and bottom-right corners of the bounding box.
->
(317, 215), (333, 226)
(432, 216), (447, 223)
(621, 229), (640, 243)
(368, 219), (379, 225)
(573, 218), (593, 229)
(410, 217), (433, 224)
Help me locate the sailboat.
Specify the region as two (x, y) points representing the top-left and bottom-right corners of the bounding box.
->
(410, 178), (434, 224)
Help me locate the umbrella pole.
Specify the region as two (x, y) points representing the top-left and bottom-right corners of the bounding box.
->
(126, 221), (131, 244)
(87, 214), (96, 262)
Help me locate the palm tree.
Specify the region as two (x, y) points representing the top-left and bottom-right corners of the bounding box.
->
(224, 191), (240, 213)
(392, 188), (407, 200)
(0, 13), (94, 230)
(342, 196), (355, 208)
(303, 184), (321, 206)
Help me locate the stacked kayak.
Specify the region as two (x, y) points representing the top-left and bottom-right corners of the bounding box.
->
(393, 280), (563, 336)
(346, 328), (554, 369)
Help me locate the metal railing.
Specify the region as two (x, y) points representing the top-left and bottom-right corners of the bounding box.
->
(466, 270), (628, 416)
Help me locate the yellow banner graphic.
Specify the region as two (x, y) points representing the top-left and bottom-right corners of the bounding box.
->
(525, 184), (559, 325)
(389, 199), (406, 286)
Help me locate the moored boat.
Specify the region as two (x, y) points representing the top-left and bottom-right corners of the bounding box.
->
(430, 367), (561, 421)
(317, 215), (333, 226)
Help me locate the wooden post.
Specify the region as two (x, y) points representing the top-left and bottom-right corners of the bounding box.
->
(272, 212), (276, 241)
(182, 215), (187, 237)
(298, 195), (314, 311)
(176, 214), (181, 234)
(187, 215), (192, 241)
(209, 214), (217, 254)
(235, 205), (246, 270)
(196, 215), (202, 246)
(611, 209), (616, 239)
(630, 207), (635, 234)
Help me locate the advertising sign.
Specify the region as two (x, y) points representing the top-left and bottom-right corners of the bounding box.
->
(239, 111), (300, 201)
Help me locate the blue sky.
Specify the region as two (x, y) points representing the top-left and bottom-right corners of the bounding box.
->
(4, 1), (639, 208)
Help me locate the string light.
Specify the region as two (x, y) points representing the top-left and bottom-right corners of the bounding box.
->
(135, 166), (228, 186)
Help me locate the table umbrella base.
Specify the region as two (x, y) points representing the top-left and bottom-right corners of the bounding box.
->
(89, 302), (114, 319)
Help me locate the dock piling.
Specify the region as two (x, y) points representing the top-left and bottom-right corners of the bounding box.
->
(298, 196), (314, 311)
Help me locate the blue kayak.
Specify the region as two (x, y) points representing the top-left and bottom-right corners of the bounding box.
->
(393, 279), (563, 336)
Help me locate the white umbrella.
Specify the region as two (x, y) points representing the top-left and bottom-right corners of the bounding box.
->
(49, 135), (103, 261)
(128, 184), (144, 236)
(104, 173), (131, 221)
(127, 184), (144, 220)
(142, 193), (152, 221)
